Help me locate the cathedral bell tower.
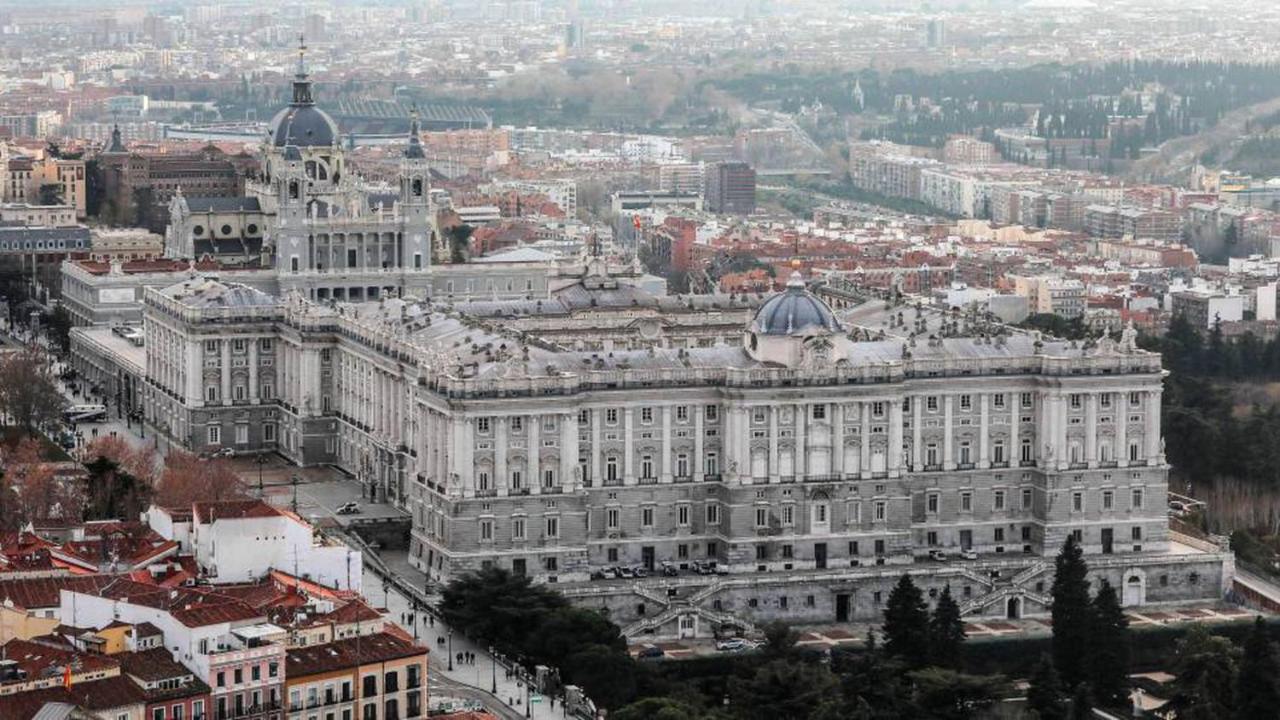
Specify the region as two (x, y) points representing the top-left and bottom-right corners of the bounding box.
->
(399, 110), (433, 271)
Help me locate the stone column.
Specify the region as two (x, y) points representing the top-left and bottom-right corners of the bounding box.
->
(220, 340), (231, 403)
(1010, 392), (1020, 464)
(623, 408), (634, 483)
(529, 416), (541, 494)
(832, 403), (845, 476)
(912, 398), (923, 470)
(1085, 393), (1098, 468)
(661, 405), (673, 482)
(889, 400), (904, 477)
(1056, 393), (1070, 471)
(1116, 399), (1129, 468)
(768, 405), (780, 482)
(561, 412), (577, 490)
(978, 393), (990, 469)
(694, 405), (705, 481)
(860, 402), (872, 478)
(495, 417), (508, 495)
(943, 395), (955, 471)
(794, 403), (807, 479)
(591, 408), (602, 485)
(248, 341), (259, 402)
(1145, 389), (1161, 464)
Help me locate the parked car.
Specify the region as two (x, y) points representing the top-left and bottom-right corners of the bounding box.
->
(716, 638), (757, 653)
(617, 567), (636, 579)
(636, 645), (665, 660)
(214, 447), (235, 458)
(958, 549), (978, 561)
(659, 561), (679, 577)
(928, 549), (948, 562)
(632, 566), (649, 578)
(336, 502), (362, 515)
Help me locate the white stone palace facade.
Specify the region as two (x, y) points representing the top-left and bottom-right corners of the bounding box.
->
(132, 268), (1232, 637)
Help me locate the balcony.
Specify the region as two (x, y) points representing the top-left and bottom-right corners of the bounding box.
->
(638, 476), (658, 485)
(673, 475), (693, 483)
(924, 464), (942, 472)
(803, 473), (843, 483)
(475, 489), (497, 498)
(1019, 460), (1037, 468)
(704, 474), (722, 482)
(957, 462), (975, 470)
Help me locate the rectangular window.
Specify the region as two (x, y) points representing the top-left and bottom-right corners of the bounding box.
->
(1132, 526), (1143, 541)
(606, 508), (620, 529)
(676, 405), (689, 422)
(1021, 393), (1034, 408)
(510, 417), (523, 433)
(1103, 490), (1114, 510)
(1132, 488), (1144, 509)
(993, 490), (1005, 511)
(959, 394), (972, 410)
(546, 517), (560, 538)
(994, 527), (1005, 542)
(1073, 492), (1084, 512)
(640, 407), (654, 424)
(813, 404), (826, 420)
(706, 504), (720, 524)
(993, 393), (1005, 409)
(874, 501), (886, 522)
(512, 518), (526, 541)
(755, 507), (768, 527)
(479, 519), (493, 541)
(1022, 487), (1033, 509)
(477, 417), (491, 433)
(782, 505), (794, 525)
(927, 493), (939, 514)
(605, 408), (619, 425)
(207, 425), (221, 445)
(641, 507), (654, 527)
(705, 405), (719, 421)
(1070, 393), (1082, 409)
(678, 504), (690, 525)
(926, 396), (938, 412)
(782, 544), (793, 559)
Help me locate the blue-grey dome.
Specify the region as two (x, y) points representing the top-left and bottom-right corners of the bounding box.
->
(751, 272), (841, 336)
(270, 105), (339, 148)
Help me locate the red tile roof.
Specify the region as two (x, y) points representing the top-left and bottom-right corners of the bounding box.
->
(0, 675), (148, 720)
(191, 500), (283, 524)
(284, 632), (426, 679)
(0, 575), (116, 610)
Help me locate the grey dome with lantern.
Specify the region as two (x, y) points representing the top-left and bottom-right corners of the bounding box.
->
(750, 271), (841, 336)
(269, 37), (339, 148)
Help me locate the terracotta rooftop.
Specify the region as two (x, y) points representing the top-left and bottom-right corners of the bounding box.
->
(0, 638), (120, 684)
(192, 500), (284, 524)
(0, 675), (149, 720)
(0, 575), (116, 610)
(284, 632), (425, 678)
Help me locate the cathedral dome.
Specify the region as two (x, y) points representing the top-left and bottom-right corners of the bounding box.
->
(750, 271), (841, 336)
(269, 37), (339, 149)
(270, 105), (339, 148)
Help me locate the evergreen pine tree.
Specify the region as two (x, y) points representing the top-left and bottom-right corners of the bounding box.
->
(882, 574), (930, 668)
(1069, 684), (1093, 720)
(1027, 653), (1069, 720)
(1088, 580), (1131, 707)
(929, 585), (965, 669)
(1051, 535), (1092, 689)
(1235, 617), (1280, 720)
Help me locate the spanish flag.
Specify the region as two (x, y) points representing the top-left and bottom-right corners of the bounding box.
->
(63, 664), (72, 689)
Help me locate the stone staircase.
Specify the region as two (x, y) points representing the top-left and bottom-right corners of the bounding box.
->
(622, 600), (757, 639)
(958, 561), (1052, 616)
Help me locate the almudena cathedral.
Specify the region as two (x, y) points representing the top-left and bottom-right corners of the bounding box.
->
(67, 55), (1232, 640)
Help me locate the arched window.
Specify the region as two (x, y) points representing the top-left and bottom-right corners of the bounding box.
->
(412, 178), (423, 197)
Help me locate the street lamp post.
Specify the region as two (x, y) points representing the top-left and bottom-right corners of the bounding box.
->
(524, 673), (531, 719)
(447, 629), (453, 671)
(490, 646), (497, 694)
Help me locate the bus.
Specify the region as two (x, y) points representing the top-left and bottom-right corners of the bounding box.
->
(63, 404), (107, 423)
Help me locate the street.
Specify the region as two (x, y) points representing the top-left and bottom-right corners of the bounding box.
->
(361, 551), (575, 720)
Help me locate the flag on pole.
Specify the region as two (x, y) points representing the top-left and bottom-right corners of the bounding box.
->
(63, 664), (72, 689)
